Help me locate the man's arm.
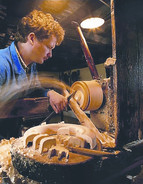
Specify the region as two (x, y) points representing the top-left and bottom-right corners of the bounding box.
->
(31, 65), (68, 113)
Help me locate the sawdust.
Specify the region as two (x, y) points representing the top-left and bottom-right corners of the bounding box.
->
(0, 138), (40, 184)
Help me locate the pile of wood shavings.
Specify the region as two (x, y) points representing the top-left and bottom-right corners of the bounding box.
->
(0, 138), (15, 182)
(0, 138), (40, 184)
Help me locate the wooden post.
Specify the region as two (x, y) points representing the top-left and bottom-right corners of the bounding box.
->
(110, 0), (118, 144)
(114, 0), (143, 147)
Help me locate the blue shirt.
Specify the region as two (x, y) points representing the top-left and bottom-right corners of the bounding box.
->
(0, 41), (45, 99)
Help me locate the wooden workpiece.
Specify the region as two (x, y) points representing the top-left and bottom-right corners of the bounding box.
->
(11, 137), (94, 183)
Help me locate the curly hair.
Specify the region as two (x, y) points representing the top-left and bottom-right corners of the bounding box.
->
(15, 9), (65, 46)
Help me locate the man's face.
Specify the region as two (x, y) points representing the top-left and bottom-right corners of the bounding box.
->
(31, 35), (57, 64)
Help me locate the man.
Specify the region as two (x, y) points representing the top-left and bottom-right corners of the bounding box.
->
(0, 10), (68, 138)
(0, 9), (68, 114)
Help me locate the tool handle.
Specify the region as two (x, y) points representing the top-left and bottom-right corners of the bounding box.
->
(72, 21), (99, 80)
(68, 147), (120, 157)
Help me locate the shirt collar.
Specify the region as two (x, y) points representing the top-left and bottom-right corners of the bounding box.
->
(10, 41), (29, 74)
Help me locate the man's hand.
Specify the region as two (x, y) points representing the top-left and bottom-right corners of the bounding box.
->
(47, 90), (68, 113)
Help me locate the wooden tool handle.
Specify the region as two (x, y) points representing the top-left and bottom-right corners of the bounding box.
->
(68, 147), (120, 157)
(72, 21), (99, 80)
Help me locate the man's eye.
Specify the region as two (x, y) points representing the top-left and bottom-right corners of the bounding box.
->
(46, 45), (51, 49)
(46, 46), (50, 49)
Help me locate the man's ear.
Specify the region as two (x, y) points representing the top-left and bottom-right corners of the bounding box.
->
(27, 32), (36, 45)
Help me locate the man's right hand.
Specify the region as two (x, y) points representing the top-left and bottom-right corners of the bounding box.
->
(47, 90), (68, 113)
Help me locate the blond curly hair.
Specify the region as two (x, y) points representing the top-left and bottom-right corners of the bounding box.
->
(15, 9), (65, 46)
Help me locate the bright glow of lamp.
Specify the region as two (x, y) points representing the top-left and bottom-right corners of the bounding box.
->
(80, 17), (105, 29)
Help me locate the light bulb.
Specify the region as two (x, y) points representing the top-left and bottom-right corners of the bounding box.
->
(80, 17), (105, 29)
